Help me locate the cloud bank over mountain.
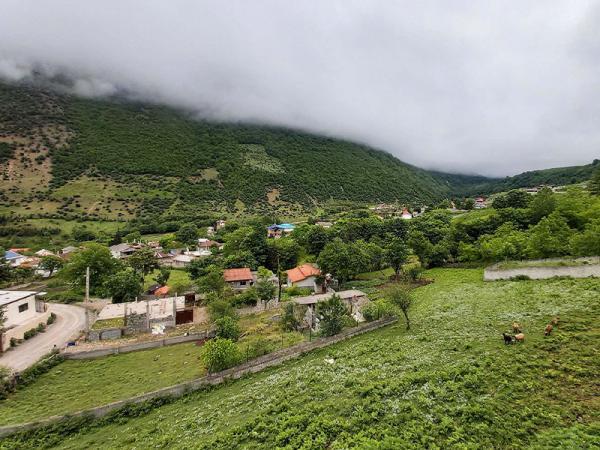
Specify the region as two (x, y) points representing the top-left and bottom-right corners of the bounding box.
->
(1, 0), (599, 176)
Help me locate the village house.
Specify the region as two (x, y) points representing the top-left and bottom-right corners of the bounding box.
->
(4, 250), (26, 267)
(0, 290), (50, 352)
(197, 238), (223, 251)
(267, 223), (296, 238)
(286, 263), (322, 293)
(400, 208), (413, 220)
(109, 243), (136, 259)
(34, 249), (55, 257)
(474, 197), (487, 209)
(223, 268), (254, 291)
(315, 221), (333, 228)
(293, 289), (368, 329)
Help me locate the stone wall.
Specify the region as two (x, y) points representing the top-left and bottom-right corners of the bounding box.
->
(484, 257), (600, 281)
(0, 317), (396, 437)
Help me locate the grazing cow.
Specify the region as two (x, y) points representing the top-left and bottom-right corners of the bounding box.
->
(544, 324), (553, 336)
(551, 316), (560, 326)
(503, 333), (514, 345)
(512, 322), (522, 333)
(514, 333), (525, 342)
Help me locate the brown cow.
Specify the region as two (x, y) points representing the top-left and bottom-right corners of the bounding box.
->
(512, 322), (522, 333)
(544, 324), (553, 336)
(514, 333), (525, 342)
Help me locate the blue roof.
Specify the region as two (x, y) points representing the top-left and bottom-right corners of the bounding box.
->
(4, 250), (23, 260)
(268, 223), (296, 231)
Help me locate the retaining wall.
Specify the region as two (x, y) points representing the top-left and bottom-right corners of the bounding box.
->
(63, 330), (216, 360)
(484, 257), (600, 281)
(0, 317), (396, 437)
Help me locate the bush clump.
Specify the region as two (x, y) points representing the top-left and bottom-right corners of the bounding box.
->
(201, 338), (242, 373)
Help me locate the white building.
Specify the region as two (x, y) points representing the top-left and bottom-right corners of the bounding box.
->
(286, 264), (322, 292)
(0, 290), (50, 352)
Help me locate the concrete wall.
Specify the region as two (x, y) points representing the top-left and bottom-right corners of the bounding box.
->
(3, 294), (37, 328)
(0, 311), (51, 352)
(292, 276), (317, 291)
(484, 257), (600, 281)
(0, 317), (396, 437)
(64, 330), (216, 360)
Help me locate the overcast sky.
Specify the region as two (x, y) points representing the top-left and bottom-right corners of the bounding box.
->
(1, 1), (599, 176)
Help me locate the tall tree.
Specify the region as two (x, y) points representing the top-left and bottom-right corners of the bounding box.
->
(128, 247), (159, 279)
(386, 284), (413, 330)
(103, 268), (142, 303)
(176, 223), (199, 245)
(39, 255), (64, 276)
(385, 237), (409, 279)
(255, 267), (276, 308)
(62, 243), (120, 294)
(529, 187), (556, 223)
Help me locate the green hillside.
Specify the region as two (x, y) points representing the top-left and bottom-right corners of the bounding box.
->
(446, 161), (599, 196)
(0, 82), (463, 220)
(1, 81), (596, 221)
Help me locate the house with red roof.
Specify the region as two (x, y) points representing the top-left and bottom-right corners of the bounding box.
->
(286, 263), (322, 292)
(223, 267), (254, 291)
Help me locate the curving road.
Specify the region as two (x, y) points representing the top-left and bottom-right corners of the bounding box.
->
(0, 303), (87, 372)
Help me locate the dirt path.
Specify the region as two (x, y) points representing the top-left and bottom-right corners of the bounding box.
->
(0, 304), (87, 372)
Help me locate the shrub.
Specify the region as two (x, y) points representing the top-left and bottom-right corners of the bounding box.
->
(47, 312), (57, 325)
(215, 316), (241, 341)
(361, 300), (395, 322)
(283, 286), (312, 297)
(403, 265), (424, 282)
(318, 294), (350, 337)
(246, 336), (276, 358)
(23, 328), (38, 340)
(208, 299), (237, 321)
(231, 287), (258, 307)
(201, 338), (241, 373)
(10, 337), (17, 347)
(281, 302), (305, 331)
(17, 350), (64, 389)
(36, 322), (46, 333)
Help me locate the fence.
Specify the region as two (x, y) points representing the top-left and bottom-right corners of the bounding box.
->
(63, 330), (216, 360)
(484, 257), (600, 281)
(0, 316), (396, 437)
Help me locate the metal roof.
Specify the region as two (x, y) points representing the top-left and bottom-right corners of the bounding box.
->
(0, 290), (40, 307)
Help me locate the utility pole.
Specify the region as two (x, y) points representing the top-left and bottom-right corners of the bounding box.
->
(277, 253), (283, 302)
(85, 266), (90, 303)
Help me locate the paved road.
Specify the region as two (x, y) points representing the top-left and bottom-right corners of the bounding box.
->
(0, 303), (87, 372)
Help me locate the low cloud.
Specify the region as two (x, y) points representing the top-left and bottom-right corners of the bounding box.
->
(1, 0), (599, 176)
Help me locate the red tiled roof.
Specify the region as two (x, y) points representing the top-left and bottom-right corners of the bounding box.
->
(286, 264), (321, 283)
(155, 286), (170, 296)
(223, 268), (253, 282)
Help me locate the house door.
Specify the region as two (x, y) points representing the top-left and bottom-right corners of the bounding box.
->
(176, 309), (194, 325)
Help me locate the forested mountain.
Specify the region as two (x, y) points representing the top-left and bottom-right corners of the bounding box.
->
(0, 80), (596, 221)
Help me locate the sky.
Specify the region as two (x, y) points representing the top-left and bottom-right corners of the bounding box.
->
(1, 0), (599, 177)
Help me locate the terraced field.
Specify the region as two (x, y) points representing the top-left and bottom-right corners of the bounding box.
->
(2, 268), (598, 449)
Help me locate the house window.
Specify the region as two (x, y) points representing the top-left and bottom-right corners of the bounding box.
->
(18, 303), (29, 313)
(240, 281), (247, 286)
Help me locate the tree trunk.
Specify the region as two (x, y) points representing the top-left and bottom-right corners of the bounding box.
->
(402, 309), (410, 330)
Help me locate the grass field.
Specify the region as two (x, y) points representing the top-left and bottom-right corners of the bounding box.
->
(0, 309), (301, 427)
(1, 268), (598, 449)
(143, 269), (192, 291)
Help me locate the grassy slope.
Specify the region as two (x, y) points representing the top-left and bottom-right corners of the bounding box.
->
(0, 309), (302, 426)
(3, 269), (598, 449)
